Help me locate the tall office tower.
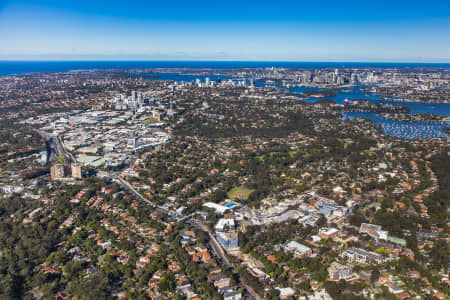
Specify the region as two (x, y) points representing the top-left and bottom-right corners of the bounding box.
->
(303, 71), (312, 83)
(351, 73), (358, 84)
(50, 164), (65, 180)
(131, 91), (137, 104)
(167, 102), (175, 117)
(71, 163), (82, 179)
(205, 77), (210, 87)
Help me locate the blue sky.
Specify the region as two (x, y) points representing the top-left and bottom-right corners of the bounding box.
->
(0, 0), (449, 61)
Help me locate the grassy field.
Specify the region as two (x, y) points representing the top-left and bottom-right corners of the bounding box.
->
(141, 117), (160, 124)
(227, 187), (255, 200)
(55, 156), (65, 164)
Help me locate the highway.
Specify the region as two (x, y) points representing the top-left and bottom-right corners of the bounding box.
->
(56, 135), (76, 163)
(35, 130), (76, 164)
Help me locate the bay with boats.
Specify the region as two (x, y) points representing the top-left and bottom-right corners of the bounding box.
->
(289, 86), (450, 139)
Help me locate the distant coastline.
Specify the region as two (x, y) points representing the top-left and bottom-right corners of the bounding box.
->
(1, 60), (450, 76)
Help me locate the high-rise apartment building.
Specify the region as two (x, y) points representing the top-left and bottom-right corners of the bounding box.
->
(50, 164), (65, 180)
(71, 163), (82, 179)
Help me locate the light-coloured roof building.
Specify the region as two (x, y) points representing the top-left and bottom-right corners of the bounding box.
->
(203, 202), (229, 214)
(285, 241), (312, 257)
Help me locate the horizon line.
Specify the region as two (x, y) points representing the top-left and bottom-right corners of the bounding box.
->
(1, 59), (450, 64)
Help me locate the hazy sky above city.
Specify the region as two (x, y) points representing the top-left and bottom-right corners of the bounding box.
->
(1, 0), (450, 61)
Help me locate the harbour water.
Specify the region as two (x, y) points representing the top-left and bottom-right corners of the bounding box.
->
(293, 86), (450, 116)
(1, 61), (449, 139)
(290, 86), (450, 139)
(342, 112), (450, 139)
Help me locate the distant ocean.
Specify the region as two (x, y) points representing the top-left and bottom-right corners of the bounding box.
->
(1, 61), (450, 76)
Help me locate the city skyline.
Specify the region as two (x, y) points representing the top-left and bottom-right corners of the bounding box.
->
(1, 0), (450, 62)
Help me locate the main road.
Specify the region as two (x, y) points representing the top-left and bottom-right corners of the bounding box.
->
(41, 127), (262, 299)
(188, 218), (261, 300)
(188, 219), (232, 267)
(113, 176), (171, 224)
(114, 177), (261, 299)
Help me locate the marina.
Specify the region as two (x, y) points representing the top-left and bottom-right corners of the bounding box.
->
(292, 86), (450, 139)
(342, 112), (450, 139)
